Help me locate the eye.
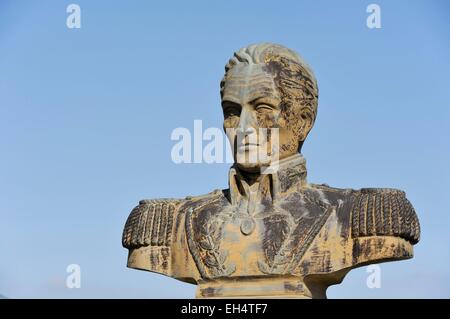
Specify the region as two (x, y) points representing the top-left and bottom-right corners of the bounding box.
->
(255, 104), (273, 112)
(223, 103), (241, 117)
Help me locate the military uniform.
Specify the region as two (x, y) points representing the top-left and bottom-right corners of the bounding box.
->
(122, 154), (420, 298)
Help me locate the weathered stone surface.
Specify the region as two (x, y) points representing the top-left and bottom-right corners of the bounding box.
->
(122, 43), (420, 298)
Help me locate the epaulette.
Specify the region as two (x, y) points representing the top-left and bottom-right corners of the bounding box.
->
(350, 188), (420, 244)
(122, 199), (182, 249)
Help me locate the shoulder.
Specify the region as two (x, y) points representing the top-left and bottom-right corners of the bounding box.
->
(183, 189), (225, 207)
(349, 187), (420, 244)
(308, 183), (353, 204)
(122, 189), (225, 249)
(122, 198), (182, 249)
(309, 184), (420, 245)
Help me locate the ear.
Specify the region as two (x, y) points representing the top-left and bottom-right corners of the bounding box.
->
(298, 107), (314, 141)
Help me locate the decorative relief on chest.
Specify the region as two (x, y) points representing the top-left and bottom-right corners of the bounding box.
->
(186, 193), (333, 279)
(257, 197), (333, 275)
(186, 205), (236, 278)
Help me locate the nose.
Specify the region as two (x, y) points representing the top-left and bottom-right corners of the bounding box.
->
(238, 107), (257, 134)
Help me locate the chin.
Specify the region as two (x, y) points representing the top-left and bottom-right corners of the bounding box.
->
(235, 162), (262, 173)
(235, 158), (272, 173)
(234, 147), (274, 172)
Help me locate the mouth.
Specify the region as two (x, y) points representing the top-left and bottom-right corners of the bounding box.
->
(237, 143), (260, 151)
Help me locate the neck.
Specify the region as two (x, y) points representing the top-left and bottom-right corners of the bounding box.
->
(229, 153), (307, 204)
(234, 169), (262, 186)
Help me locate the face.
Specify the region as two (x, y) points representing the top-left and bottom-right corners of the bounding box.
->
(222, 64), (305, 172)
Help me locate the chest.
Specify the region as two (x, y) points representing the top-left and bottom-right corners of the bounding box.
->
(185, 195), (333, 278)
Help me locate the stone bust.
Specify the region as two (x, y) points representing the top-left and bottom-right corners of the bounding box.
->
(122, 43), (420, 298)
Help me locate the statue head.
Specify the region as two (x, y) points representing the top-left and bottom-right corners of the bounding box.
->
(221, 43), (318, 172)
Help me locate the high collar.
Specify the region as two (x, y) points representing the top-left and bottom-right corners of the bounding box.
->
(228, 153), (307, 205)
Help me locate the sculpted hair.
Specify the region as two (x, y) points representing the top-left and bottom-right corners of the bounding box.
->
(220, 43), (319, 125)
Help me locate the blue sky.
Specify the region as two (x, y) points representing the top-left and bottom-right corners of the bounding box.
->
(0, 0), (449, 298)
